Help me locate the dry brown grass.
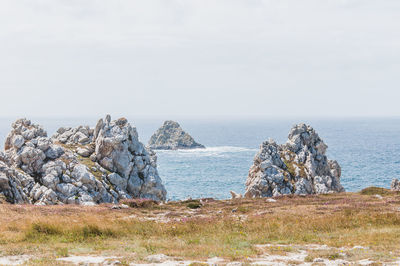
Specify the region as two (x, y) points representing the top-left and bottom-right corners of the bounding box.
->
(0, 191), (400, 264)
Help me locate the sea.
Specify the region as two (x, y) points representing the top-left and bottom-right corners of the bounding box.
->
(1, 117), (399, 201)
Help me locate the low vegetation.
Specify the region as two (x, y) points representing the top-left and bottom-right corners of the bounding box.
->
(0, 189), (400, 264)
(120, 198), (159, 208)
(360, 186), (393, 195)
(183, 199), (202, 209)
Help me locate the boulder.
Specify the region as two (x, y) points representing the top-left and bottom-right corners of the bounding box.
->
(230, 191), (242, 199)
(148, 120), (205, 150)
(0, 116), (167, 205)
(391, 179), (400, 191)
(245, 124), (344, 198)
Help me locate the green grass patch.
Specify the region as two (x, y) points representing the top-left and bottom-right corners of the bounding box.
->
(25, 222), (116, 242)
(186, 201), (202, 209)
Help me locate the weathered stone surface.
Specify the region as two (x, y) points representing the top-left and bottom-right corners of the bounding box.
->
(245, 124), (344, 198)
(94, 116), (166, 201)
(391, 178), (400, 191)
(0, 116), (167, 205)
(230, 191), (242, 199)
(0, 161), (34, 204)
(52, 125), (94, 145)
(148, 120), (205, 150)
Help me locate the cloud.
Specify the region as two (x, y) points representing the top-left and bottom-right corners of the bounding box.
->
(0, 0), (399, 117)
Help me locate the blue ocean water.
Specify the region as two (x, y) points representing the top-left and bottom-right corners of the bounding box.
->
(1, 117), (400, 201)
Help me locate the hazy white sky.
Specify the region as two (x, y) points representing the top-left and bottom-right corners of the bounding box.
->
(0, 0), (399, 118)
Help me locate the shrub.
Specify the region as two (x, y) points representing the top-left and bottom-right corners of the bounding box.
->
(186, 200), (201, 209)
(25, 222), (62, 241)
(30, 222), (61, 235)
(25, 222), (116, 242)
(79, 224), (114, 238)
(360, 187), (392, 195)
(121, 198), (159, 208)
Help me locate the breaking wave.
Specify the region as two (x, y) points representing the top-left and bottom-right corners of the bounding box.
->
(155, 146), (257, 158)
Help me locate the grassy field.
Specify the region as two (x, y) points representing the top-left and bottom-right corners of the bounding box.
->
(1, 188), (400, 265)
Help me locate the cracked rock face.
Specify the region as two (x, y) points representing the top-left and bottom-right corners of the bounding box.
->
(391, 179), (400, 191)
(148, 120), (205, 150)
(245, 124), (344, 198)
(0, 116), (166, 205)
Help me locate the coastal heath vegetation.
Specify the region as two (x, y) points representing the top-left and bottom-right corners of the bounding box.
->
(0, 190), (400, 263)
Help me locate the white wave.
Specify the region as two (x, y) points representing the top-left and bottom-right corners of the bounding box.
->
(155, 146), (257, 157)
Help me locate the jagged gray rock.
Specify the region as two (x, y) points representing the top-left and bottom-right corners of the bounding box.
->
(53, 125), (94, 145)
(391, 179), (400, 191)
(0, 116), (166, 205)
(245, 123), (344, 198)
(148, 120), (205, 150)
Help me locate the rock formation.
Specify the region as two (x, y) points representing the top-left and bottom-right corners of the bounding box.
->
(148, 120), (205, 150)
(391, 179), (400, 191)
(245, 124), (344, 198)
(0, 116), (166, 205)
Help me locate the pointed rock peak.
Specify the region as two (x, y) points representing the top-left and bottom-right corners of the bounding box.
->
(163, 120), (181, 128)
(105, 114), (111, 124)
(245, 123), (343, 198)
(148, 120), (205, 150)
(285, 123), (327, 155)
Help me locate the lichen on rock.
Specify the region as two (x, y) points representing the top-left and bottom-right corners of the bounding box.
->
(148, 120), (205, 150)
(0, 116), (167, 205)
(245, 123), (344, 198)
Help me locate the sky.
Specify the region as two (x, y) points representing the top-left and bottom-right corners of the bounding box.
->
(0, 0), (399, 118)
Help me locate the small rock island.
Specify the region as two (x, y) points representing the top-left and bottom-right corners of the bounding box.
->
(148, 121), (205, 150)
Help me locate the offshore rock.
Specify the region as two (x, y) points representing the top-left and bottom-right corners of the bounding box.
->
(0, 116), (166, 205)
(148, 120), (205, 150)
(245, 124), (344, 198)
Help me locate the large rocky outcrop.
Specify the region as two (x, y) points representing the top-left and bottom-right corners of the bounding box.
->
(245, 124), (344, 198)
(148, 121), (205, 150)
(0, 116), (166, 205)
